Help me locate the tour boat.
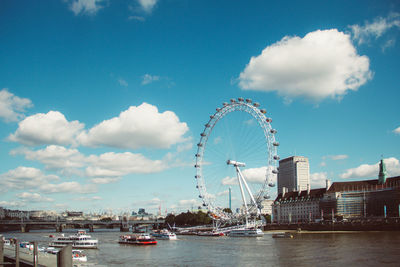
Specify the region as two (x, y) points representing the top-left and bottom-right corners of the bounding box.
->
(49, 230), (98, 249)
(72, 250), (88, 262)
(151, 229), (177, 240)
(228, 228), (263, 237)
(119, 234), (157, 245)
(197, 230), (225, 237)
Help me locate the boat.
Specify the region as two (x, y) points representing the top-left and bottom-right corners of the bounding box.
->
(49, 230), (98, 249)
(151, 229), (177, 240)
(72, 250), (88, 262)
(119, 234), (157, 245)
(197, 230), (225, 237)
(272, 232), (294, 238)
(228, 228), (264, 237)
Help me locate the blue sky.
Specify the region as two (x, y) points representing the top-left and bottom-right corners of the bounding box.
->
(0, 0), (399, 214)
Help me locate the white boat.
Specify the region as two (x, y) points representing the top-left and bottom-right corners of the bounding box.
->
(119, 234), (157, 245)
(49, 230), (98, 249)
(228, 228), (263, 237)
(151, 229), (177, 240)
(72, 249), (88, 262)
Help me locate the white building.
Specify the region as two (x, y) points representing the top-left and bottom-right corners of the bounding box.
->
(260, 200), (274, 215)
(277, 156), (310, 194)
(273, 187), (326, 223)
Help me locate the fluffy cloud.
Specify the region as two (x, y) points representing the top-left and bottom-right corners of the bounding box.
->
(239, 29), (372, 101)
(39, 181), (97, 194)
(0, 201), (25, 208)
(340, 157), (400, 179)
(11, 145), (86, 170)
(142, 74), (160, 85)
(349, 13), (400, 45)
(310, 172), (328, 188)
(0, 88), (32, 122)
(393, 126), (400, 135)
(86, 152), (167, 178)
(69, 0), (104, 16)
(137, 0), (158, 13)
(221, 166), (277, 185)
(0, 167), (59, 191)
(78, 103), (188, 149)
(9, 111), (84, 146)
(16, 192), (54, 202)
(76, 196), (102, 201)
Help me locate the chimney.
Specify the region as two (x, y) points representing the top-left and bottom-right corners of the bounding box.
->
(307, 184), (310, 195)
(326, 179), (331, 190)
(282, 187), (287, 197)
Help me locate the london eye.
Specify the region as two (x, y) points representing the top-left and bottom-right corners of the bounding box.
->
(194, 98), (279, 226)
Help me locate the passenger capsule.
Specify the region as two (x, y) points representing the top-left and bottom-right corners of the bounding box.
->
(216, 108), (221, 112)
(205, 123), (210, 128)
(273, 142), (280, 146)
(199, 195), (202, 198)
(238, 97), (244, 102)
(260, 109), (267, 114)
(194, 164), (200, 168)
(266, 118), (272, 123)
(268, 182), (275, 187)
(196, 185), (199, 188)
(273, 155), (280, 160)
(200, 133), (206, 137)
(210, 115), (214, 119)
(245, 98), (252, 103)
(230, 98), (236, 103)
(195, 175), (200, 178)
(202, 203), (207, 207)
(195, 154), (200, 157)
(223, 102), (229, 106)
(270, 129), (277, 134)
(197, 143), (203, 147)
(272, 169), (279, 174)
(264, 195), (271, 199)
(253, 102), (260, 107)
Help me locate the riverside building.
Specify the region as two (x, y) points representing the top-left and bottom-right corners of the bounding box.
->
(277, 156), (310, 194)
(273, 159), (400, 223)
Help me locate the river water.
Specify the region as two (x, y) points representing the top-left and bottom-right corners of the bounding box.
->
(2, 230), (400, 266)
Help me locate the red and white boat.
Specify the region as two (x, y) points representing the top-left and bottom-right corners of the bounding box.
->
(119, 234), (157, 245)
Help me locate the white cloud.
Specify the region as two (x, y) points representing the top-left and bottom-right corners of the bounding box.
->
(221, 166), (277, 185)
(39, 181), (97, 194)
(11, 145), (86, 170)
(137, 0), (158, 13)
(16, 192), (54, 202)
(216, 190), (229, 196)
(78, 103), (188, 149)
(0, 88), (32, 122)
(340, 157), (400, 179)
(76, 196), (102, 201)
(90, 177), (120, 184)
(0, 201), (25, 208)
(349, 13), (400, 45)
(69, 0), (104, 16)
(393, 126), (400, 135)
(326, 154), (348, 160)
(86, 152), (167, 178)
(239, 29), (372, 101)
(310, 172), (328, 188)
(142, 74), (160, 85)
(0, 167), (59, 192)
(9, 111), (84, 146)
(128, 16), (145, 21)
(118, 78), (128, 87)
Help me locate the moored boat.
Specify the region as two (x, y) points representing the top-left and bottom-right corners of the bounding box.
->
(272, 232), (294, 238)
(119, 234), (157, 245)
(228, 228), (263, 237)
(49, 230), (98, 249)
(151, 229), (177, 240)
(72, 249), (88, 262)
(197, 231), (225, 237)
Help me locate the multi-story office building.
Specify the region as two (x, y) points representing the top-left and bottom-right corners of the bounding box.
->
(277, 156), (310, 194)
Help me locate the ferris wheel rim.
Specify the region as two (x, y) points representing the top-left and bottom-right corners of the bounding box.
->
(194, 98), (279, 221)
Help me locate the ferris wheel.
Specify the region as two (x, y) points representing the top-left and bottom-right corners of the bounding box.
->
(194, 97), (279, 224)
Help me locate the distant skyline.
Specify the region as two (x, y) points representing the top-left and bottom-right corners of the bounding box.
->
(0, 0), (399, 213)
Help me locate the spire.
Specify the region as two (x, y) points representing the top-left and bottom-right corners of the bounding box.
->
(378, 157), (387, 184)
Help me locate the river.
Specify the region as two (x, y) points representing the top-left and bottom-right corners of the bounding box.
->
(2, 230), (400, 266)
